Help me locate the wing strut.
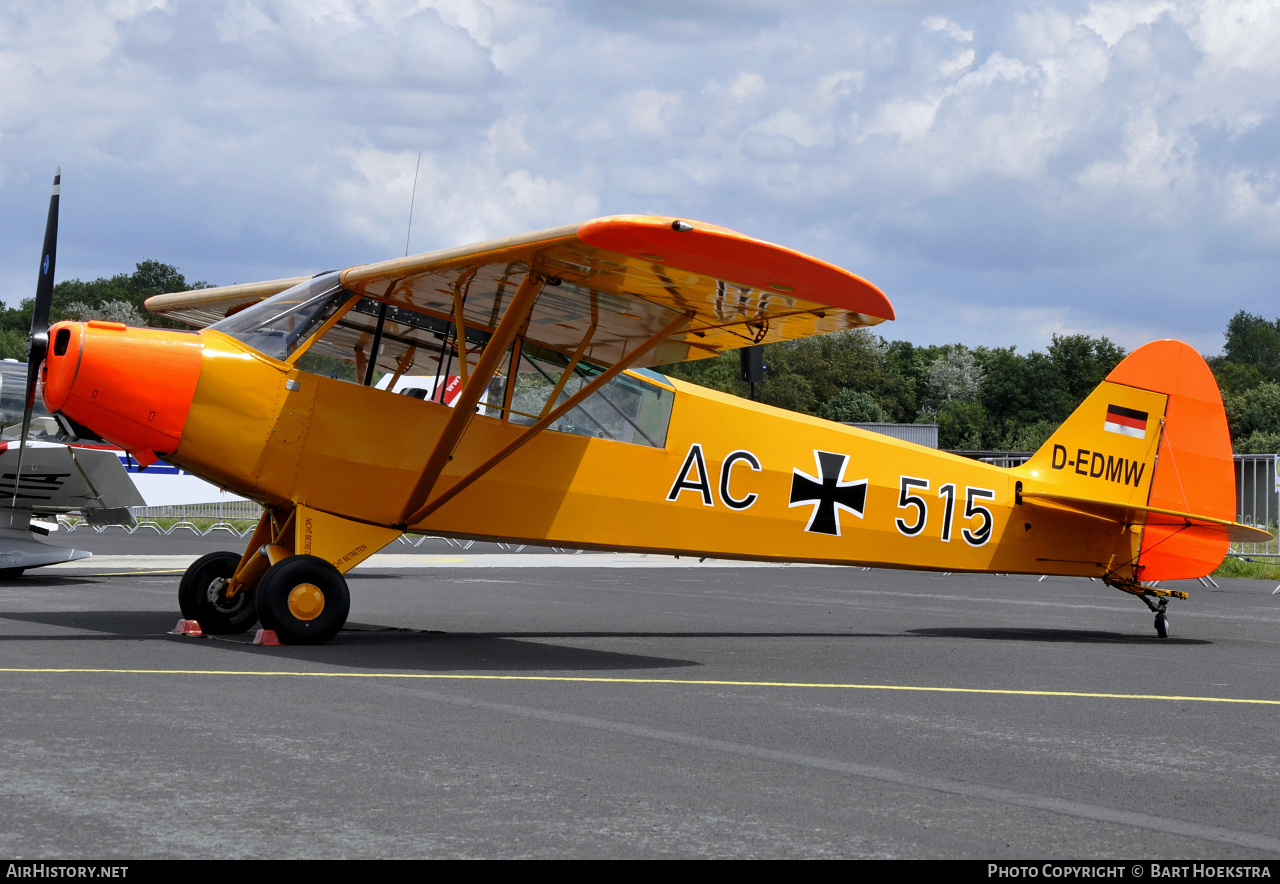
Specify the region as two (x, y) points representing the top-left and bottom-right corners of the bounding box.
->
(539, 323), (596, 419)
(451, 271), (474, 388)
(397, 271), (545, 524)
(400, 309), (693, 528)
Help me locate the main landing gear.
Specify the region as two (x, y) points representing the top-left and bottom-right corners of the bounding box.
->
(256, 554), (350, 645)
(176, 506), (356, 645)
(1105, 575), (1186, 638)
(179, 550), (258, 634)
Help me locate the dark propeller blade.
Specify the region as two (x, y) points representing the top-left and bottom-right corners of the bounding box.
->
(12, 168), (60, 507)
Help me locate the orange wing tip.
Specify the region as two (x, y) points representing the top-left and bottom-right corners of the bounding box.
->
(576, 215), (895, 321)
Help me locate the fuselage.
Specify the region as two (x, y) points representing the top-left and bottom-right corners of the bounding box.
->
(40, 320), (1138, 578)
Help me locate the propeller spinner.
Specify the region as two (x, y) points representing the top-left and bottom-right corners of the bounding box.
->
(13, 168), (60, 506)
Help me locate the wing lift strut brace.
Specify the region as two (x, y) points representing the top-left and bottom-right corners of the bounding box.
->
(394, 271), (693, 529)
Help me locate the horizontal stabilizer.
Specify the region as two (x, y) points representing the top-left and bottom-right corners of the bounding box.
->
(1021, 491), (1272, 544)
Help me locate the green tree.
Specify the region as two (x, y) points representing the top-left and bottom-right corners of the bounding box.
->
(1209, 357), (1265, 397)
(937, 400), (986, 450)
(1223, 311), (1280, 383)
(1048, 334), (1125, 401)
(925, 345), (984, 407)
(0, 329), (26, 361)
(818, 389), (888, 423)
(659, 328), (911, 420)
(49, 260), (210, 329)
(1001, 419), (1057, 452)
(1236, 430), (1280, 454)
(1224, 381), (1280, 442)
(0, 260), (212, 358)
(657, 351), (744, 397)
(759, 373), (816, 414)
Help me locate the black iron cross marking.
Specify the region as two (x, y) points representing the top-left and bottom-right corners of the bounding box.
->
(788, 451), (867, 536)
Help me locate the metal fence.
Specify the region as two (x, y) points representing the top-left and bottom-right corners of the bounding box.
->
(974, 452), (1034, 469)
(128, 500), (265, 521)
(1233, 454), (1279, 557)
(56, 515), (581, 552)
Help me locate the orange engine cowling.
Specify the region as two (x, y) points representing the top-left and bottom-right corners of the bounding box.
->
(41, 320), (204, 465)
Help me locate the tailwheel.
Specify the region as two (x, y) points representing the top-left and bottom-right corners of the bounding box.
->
(178, 550), (257, 634)
(255, 554), (350, 645)
(1104, 575), (1183, 639)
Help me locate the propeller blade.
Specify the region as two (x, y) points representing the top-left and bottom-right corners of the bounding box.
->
(13, 168), (60, 508)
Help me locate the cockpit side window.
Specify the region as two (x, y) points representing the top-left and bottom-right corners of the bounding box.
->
(508, 344), (675, 447)
(209, 272), (352, 362)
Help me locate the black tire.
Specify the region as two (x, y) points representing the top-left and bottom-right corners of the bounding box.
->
(1155, 612), (1169, 639)
(178, 550), (257, 635)
(0, 568), (24, 580)
(255, 555), (349, 646)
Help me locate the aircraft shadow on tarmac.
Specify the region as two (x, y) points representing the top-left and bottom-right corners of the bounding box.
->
(910, 626), (1210, 645)
(0, 610), (704, 672)
(0, 574), (97, 586)
(5, 609), (1207, 669)
(0, 609), (170, 637)
(1, 609), (898, 673)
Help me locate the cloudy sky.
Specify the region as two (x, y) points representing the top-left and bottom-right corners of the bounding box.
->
(2, 0), (1279, 355)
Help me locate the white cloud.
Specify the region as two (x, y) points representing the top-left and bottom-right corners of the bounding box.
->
(923, 15), (973, 43)
(624, 89), (681, 137)
(1079, 0), (1176, 47)
(1192, 0), (1280, 75)
(5, 0), (1280, 355)
(864, 96), (942, 144)
(939, 49), (976, 79)
(1076, 107), (1194, 199)
(727, 71), (767, 102)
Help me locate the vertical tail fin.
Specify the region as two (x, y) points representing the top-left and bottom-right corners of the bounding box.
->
(1019, 340), (1234, 580)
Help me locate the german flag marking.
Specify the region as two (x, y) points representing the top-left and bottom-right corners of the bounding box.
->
(1104, 404), (1148, 439)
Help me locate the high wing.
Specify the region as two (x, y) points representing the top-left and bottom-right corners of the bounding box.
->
(147, 276), (311, 328)
(145, 215), (894, 368)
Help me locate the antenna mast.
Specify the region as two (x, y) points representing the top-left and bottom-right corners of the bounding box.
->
(405, 151), (422, 258)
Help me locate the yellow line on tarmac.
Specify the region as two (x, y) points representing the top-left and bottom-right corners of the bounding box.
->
(0, 668), (1276, 705)
(84, 570), (186, 576)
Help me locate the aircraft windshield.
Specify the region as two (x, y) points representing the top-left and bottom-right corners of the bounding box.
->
(210, 272), (351, 361)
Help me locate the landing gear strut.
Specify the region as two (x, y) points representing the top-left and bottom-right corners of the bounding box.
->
(1105, 575), (1184, 638)
(1133, 594), (1171, 638)
(175, 504), (375, 645)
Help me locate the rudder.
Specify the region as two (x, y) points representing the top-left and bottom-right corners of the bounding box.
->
(1020, 340), (1234, 580)
(1108, 340), (1234, 579)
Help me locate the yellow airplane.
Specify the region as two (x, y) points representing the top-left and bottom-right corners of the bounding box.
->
(19, 173), (1270, 643)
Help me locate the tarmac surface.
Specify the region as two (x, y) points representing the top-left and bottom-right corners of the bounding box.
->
(1, 530), (1279, 858)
